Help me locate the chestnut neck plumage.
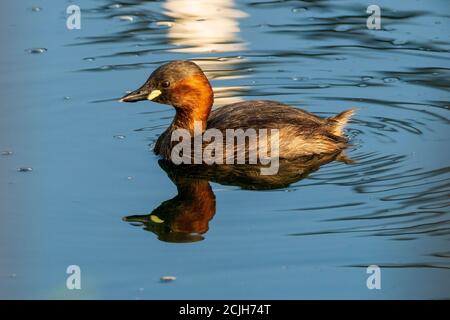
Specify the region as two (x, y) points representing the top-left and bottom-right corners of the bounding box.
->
(172, 106), (210, 133)
(169, 73), (214, 133)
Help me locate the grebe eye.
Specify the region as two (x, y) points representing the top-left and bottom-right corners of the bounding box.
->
(161, 80), (170, 88)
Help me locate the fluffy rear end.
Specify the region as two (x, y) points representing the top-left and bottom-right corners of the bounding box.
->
(328, 109), (356, 136)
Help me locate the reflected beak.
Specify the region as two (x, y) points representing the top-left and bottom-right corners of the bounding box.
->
(122, 214), (165, 224)
(119, 88), (162, 103)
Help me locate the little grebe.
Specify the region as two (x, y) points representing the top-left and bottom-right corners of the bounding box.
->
(120, 60), (355, 161)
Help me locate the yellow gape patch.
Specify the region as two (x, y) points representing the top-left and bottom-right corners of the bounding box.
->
(150, 215), (164, 223)
(147, 90), (162, 101)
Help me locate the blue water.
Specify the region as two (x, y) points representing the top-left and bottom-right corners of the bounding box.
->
(0, 0), (449, 299)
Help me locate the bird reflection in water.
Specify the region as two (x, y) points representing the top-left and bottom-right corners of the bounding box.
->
(123, 152), (350, 243)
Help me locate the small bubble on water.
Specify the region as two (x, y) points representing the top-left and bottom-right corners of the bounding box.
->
(1, 150), (13, 156)
(118, 15), (134, 22)
(17, 167), (32, 173)
(292, 7), (307, 13)
(357, 83), (368, 87)
(127, 176), (133, 180)
(383, 77), (399, 83)
(160, 276), (176, 282)
(31, 6), (42, 12)
(113, 135), (126, 140)
(108, 3), (122, 9)
(63, 96), (71, 101)
(26, 48), (47, 54)
(83, 57), (96, 62)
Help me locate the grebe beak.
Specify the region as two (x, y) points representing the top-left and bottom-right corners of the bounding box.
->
(119, 88), (162, 103)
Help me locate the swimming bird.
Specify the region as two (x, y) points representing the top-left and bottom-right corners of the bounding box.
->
(120, 60), (354, 162)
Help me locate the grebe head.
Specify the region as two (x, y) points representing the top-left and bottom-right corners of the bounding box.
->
(120, 61), (213, 121)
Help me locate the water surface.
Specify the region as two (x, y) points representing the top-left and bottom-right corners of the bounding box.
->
(0, 0), (449, 299)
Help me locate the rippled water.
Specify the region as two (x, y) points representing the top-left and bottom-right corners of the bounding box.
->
(0, 0), (449, 299)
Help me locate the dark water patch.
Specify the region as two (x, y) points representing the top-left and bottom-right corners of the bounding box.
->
(317, 97), (450, 123)
(379, 67), (450, 91)
(289, 219), (450, 238)
(345, 263), (450, 270)
(431, 252), (450, 259)
(281, 201), (365, 212)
